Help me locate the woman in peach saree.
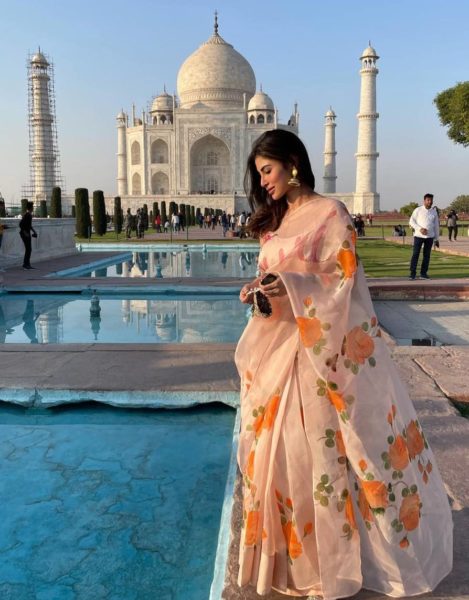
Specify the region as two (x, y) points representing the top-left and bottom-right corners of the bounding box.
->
(235, 130), (452, 599)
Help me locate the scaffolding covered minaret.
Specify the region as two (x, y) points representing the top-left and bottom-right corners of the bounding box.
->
(25, 49), (64, 204)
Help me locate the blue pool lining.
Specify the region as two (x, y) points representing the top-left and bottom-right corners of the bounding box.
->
(0, 388), (239, 410)
(210, 408), (240, 600)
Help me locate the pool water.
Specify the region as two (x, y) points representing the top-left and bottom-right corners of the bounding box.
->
(0, 294), (249, 344)
(60, 249), (259, 279)
(0, 402), (235, 600)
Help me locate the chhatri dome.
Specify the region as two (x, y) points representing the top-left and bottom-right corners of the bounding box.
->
(177, 12), (256, 109)
(151, 88), (173, 112)
(248, 88), (274, 111)
(361, 43), (379, 59)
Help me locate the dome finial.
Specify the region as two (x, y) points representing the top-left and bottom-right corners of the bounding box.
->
(214, 9), (219, 35)
(260, 83), (263, 92)
(163, 83), (167, 93)
(369, 39), (371, 47)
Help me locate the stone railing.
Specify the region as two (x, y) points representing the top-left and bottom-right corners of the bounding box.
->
(0, 218), (77, 268)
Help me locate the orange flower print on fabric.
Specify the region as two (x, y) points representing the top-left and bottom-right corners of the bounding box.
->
(335, 430), (346, 457)
(359, 459), (368, 472)
(263, 393), (281, 430)
(245, 511), (259, 546)
(389, 435), (410, 471)
(399, 536), (410, 549)
(327, 388), (347, 413)
(345, 494), (357, 530)
(296, 316), (322, 347)
(245, 370), (253, 392)
(253, 412), (264, 439)
(303, 522), (314, 537)
(246, 450), (255, 481)
(345, 326), (375, 364)
(406, 420), (425, 460)
(399, 493), (421, 531)
(338, 246), (357, 279)
(358, 486), (373, 523)
(303, 296), (313, 308)
(351, 229), (357, 247)
(362, 480), (389, 509)
(282, 521), (303, 560)
(285, 497), (293, 511)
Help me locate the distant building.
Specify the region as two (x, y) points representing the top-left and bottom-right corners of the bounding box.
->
(115, 16), (380, 215)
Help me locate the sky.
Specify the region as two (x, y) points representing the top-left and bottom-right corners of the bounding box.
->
(0, 0), (468, 211)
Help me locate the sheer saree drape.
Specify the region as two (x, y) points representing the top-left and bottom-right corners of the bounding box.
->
(235, 198), (452, 598)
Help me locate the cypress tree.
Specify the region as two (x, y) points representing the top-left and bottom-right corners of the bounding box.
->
(71, 205), (76, 218)
(190, 205), (195, 226)
(161, 200), (167, 224)
(114, 196), (122, 233)
(39, 200), (47, 218)
(75, 188), (90, 238)
(152, 202), (159, 228)
(185, 204), (191, 228)
(50, 186), (62, 218)
(0, 199), (6, 217)
(93, 190), (106, 236)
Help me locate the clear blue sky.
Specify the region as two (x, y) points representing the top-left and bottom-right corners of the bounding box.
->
(0, 0), (467, 211)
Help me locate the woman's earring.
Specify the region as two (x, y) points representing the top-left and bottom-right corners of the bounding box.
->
(288, 167), (300, 187)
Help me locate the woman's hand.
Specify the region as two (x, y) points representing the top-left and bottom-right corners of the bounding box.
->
(239, 278), (260, 304)
(259, 272), (287, 298)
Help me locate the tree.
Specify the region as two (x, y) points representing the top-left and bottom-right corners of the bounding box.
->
(75, 188), (91, 237)
(93, 190), (107, 235)
(399, 202), (419, 217)
(50, 186), (62, 218)
(449, 195), (469, 213)
(160, 200), (167, 224)
(434, 82), (469, 147)
(0, 199), (6, 217)
(39, 200), (47, 217)
(114, 196), (122, 233)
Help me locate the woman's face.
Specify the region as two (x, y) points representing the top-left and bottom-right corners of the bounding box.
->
(255, 156), (291, 201)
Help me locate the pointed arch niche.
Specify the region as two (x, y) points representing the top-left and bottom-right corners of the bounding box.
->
(189, 134), (231, 194)
(151, 172), (169, 194)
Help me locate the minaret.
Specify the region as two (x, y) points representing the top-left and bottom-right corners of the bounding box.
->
(27, 49), (63, 203)
(354, 43), (380, 213)
(323, 108), (337, 193)
(116, 110), (128, 196)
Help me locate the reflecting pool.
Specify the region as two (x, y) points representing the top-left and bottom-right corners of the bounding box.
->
(59, 249), (259, 279)
(0, 402), (235, 599)
(0, 293), (249, 344)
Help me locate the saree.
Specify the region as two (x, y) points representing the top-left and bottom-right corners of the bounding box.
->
(235, 197), (452, 598)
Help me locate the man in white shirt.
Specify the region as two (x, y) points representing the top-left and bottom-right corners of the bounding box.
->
(408, 193), (440, 280)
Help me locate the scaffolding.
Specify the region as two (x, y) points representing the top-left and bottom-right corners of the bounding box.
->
(22, 49), (65, 206)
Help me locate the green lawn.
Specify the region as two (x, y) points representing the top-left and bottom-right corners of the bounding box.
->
(358, 240), (469, 278)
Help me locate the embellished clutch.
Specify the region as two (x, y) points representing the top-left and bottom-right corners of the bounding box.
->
(250, 273), (277, 318)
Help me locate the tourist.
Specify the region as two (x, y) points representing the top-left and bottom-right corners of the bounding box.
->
(408, 194), (440, 280)
(171, 212), (179, 232)
(221, 211), (228, 237)
(136, 209), (145, 239)
(155, 213), (162, 233)
(236, 129), (452, 598)
(19, 201), (37, 270)
(124, 208), (132, 239)
(230, 213), (236, 231)
(446, 209), (458, 241)
(164, 219), (169, 233)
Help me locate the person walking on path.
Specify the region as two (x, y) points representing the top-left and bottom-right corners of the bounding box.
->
(409, 193), (440, 280)
(19, 201), (37, 270)
(124, 208), (132, 239)
(446, 209), (458, 241)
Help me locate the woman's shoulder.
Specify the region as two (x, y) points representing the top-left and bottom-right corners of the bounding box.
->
(304, 194), (351, 217)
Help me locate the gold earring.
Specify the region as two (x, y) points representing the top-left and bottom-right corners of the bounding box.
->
(288, 167), (300, 187)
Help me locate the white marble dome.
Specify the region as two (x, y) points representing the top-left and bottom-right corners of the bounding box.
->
(177, 28), (256, 109)
(31, 51), (48, 66)
(248, 90), (274, 111)
(361, 45), (378, 59)
(151, 91), (173, 112)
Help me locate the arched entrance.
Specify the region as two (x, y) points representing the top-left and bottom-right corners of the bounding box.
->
(189, 135), (231, 194)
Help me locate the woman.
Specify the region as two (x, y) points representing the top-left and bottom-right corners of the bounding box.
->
(236, 130), (452, 599)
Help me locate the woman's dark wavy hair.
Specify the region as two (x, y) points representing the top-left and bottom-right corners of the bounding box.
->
(244, 129), (315, 237)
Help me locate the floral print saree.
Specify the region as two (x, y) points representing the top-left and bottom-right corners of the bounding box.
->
(235, 197), (452, 598)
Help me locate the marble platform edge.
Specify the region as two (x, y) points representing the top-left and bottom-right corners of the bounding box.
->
(1, 284), (243, 295)
(45, 251), (132, 277)
(210, 409), (241, 600)
(76, 242), (259, 252)
(0, 388), (240, 410)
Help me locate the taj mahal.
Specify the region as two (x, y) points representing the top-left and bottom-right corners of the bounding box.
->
(115, 14), (380, 215)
